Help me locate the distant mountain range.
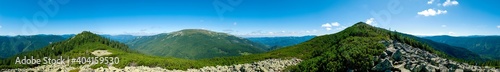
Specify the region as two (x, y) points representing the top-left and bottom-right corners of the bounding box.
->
(58, 34), (137, 43)
(0, 32), (313, 59)
(423, 35), (500, 59)
(0, 35), (66, 58)
(247, 36), (315, 51)
(401, 34), (483, 61)
(126, 29), (267, 59)
(101, 35), (136, 43)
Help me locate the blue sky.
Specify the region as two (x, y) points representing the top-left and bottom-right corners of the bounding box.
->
(0, 0), (499, 36)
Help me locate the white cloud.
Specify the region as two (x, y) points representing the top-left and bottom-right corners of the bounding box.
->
(321, 23), (332, 31)
(325, 28), (332, 31)
(321, 22), (340, 31)
(233, 22), (237, 25)
(441, 25), (447, 27)
(321, 23), (332, 27)
(497, 25), (500, 29)
(442, 0), (459, 7)
(331, 22), (340, 27)
(365, 18), (376, 26)
(417, 9), (447, 16)
(427, 0), (434, 4)
(0, 25), (2, 29)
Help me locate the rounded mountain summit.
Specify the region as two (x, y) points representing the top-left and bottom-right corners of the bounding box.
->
(126, 29), (267, 59)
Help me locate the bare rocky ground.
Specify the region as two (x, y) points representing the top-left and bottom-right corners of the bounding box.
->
(2, 58), (301, 72)
(372, 40), (500, 72)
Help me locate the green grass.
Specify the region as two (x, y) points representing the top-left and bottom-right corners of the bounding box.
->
(69, 68), (80, 72)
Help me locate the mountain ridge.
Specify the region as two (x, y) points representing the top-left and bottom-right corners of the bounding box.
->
(127, 29), (267, 59)
(247, 36), (315, 51)
(423, 35), (500, 59)
(0, 35), (66, 58)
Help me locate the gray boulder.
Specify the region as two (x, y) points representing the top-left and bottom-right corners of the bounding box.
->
(392, 50), (403, 61)
(372, 59), (393, 71)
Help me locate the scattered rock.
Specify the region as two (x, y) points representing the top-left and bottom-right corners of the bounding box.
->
(375, 40), (499, 72)
(4, 58), (302, 72)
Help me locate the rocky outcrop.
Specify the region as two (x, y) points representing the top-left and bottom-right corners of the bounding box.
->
(3, 58), (301, 72)
(373, 40), (500, 72)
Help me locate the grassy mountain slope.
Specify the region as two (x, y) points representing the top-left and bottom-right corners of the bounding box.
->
(246, 36), (315, 51)
(126, 29), (267, 59)
(0, 35), (66, 58)
(423, 35), (500, 59)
